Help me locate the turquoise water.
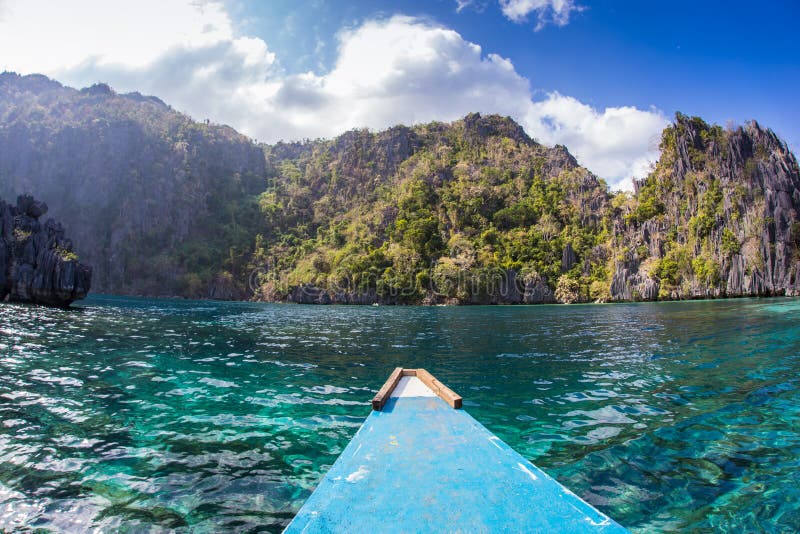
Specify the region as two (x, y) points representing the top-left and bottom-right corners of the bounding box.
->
(1, 296), (799, 532)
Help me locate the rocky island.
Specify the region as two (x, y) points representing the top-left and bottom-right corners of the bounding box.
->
(1, 73), (799, 305)
(610, 115), (800, 301)
(258, 114), (800, 305)
(0, 194), (92, 306)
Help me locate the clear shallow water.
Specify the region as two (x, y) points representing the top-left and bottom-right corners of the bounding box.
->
(0, 296), (799, 533)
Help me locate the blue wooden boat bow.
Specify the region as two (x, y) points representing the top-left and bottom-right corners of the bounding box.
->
(285, 368), (629, 533)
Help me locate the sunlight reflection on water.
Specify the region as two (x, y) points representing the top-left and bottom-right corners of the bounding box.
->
(0, 296), (799, 531)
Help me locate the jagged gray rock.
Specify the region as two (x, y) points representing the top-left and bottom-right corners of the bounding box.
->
(0, 72), (266, 298)
(522, 272), (556, 304)
(0, 194), (92, 306)
(610, 255), (660, 301)
(561, 243), (577, 272)
(610, 116), (800, 301)
(2, 74), (798, 306)
(281, 269), (557, 306)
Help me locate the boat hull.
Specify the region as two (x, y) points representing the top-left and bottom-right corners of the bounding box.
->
(286, 374), (627, 533)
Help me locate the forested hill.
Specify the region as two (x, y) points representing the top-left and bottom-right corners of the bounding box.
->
(0, 72), (266, 296)
(1, 73), (799, 303)
(256, 114), (609, 304)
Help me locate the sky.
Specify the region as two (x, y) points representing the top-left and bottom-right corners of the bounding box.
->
(0, 0), (797, 191)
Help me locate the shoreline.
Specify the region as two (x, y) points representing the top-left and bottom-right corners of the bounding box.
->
(33, 291), (800, 309)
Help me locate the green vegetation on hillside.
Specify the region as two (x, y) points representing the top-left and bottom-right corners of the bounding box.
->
(244, 115), (615, 303)
(2, 73), (798, 303)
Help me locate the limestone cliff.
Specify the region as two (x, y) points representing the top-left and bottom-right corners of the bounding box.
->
(609, 114), (800, 301)
(0, 73), (266, 297)
(0, 194), (92, 306)
(2, 73), (799, 305)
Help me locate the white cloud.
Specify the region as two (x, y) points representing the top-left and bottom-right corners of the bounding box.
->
(455, 0), (474, 13)
(499, 0), (581, 29)
(0, 0), (239, 71)
(0, 2), (666, 189)
(526, 94), (667, 187)
(292, 17), (533, 137)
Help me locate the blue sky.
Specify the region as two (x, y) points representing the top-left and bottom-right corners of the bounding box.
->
(232, 0), (799, 148)
(1, 0), (797, 189)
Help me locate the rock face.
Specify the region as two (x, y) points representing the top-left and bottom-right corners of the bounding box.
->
(0, 194), (92, 306)
(2, 74), (799, 305)
(280, 270), (558, 306)
(609, 114), (800, 301)
(258, 114), (800, 305)
(0, 72), (266, 298)
(609, 254), (660, 301)
(286, 284), (386, 305)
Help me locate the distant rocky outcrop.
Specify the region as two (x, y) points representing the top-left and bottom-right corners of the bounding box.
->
(0, 194), (91, 306)
(0, 72), (266, 298)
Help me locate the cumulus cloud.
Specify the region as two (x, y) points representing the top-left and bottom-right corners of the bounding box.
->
(0, 0), (241, 71)
(526, 94), (667, 186)
(285, 17), (533, 138)
(0, 1), (666, 189)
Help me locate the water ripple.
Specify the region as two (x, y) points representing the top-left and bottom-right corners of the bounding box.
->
(1, 296), (799, 531)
